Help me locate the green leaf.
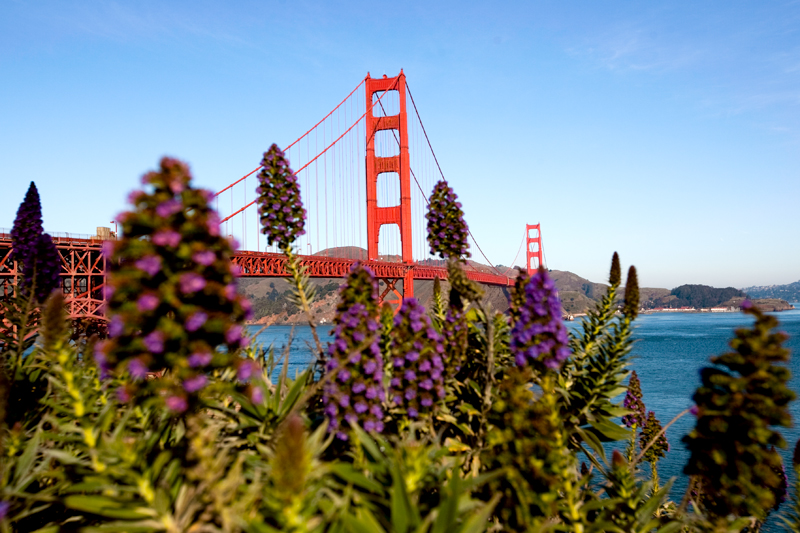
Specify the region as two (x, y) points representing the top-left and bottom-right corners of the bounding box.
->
(44, 449), (87, 466)
(329, 463), (384, 493)
(63, 495), (155, 520)
(390, 472), (411, 533)
(577, 426), (607, 463)
(588, 418), (630, 442)
(17, 428), (41, 478)
(350, 424), (384, 462)
(278, 371), (309, 416)
(29, 527), (61, 533)
(341, 509), (387, 533)
(457, 494), (500, 533)
(432, 473), (460, 533)
(81, 520), (164, 533)
(655, 523), (684, 533)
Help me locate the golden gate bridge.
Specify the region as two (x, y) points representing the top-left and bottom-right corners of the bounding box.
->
(0, 71), (546, 321)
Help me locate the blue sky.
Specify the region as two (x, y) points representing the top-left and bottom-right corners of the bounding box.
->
(1, 1), (799, 289)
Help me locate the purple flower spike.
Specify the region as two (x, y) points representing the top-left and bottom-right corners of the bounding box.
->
(509, 268), (571, 372)
(322, 263), (383, 439)
(256, 144), (306, 250)
(104, 156), (250, 411)
(425, 180), (470, 260)
(622, 371), (646, 428)
(10, 182), (62, 302)
(389, 298), (445, 418)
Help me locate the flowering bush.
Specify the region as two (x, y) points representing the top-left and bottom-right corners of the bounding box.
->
(426, 180), (470, 260)
(99, 157), (252, 411)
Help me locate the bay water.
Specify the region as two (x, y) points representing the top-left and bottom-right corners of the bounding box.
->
(247, 304), (800, 528)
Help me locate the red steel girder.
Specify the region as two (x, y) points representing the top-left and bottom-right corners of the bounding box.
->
(233, 251), (514, 287)
(0, 234), (106, 321)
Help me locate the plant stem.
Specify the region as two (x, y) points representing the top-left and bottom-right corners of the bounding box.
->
(283, 246), (324, 359)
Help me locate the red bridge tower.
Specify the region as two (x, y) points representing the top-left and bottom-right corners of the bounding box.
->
(365, 71), (414, 299)
(526, 224), (544, 275)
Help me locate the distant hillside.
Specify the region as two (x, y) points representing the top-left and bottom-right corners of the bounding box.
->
(668, 284), (747, 309)
(237, 250), (793, 324)
(742, 280), (800, 303)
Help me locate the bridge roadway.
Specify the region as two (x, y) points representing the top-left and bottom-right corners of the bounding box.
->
(0, 235), (515, 321)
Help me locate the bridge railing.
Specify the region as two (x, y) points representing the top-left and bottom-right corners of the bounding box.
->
(0, 229), (112, 245)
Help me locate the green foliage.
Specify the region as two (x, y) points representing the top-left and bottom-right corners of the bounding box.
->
(559, 255), (634, 448)
(481, 367), (569, 529)
(598, 450), (679, 533)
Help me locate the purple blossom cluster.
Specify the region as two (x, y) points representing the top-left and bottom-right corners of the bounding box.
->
(322, 263), (384, 440)
(509, 268), (571, 372)
(256, 144), (306, 250)
(389, 298), (446, 418)
(10, 182), (61, 302)
(425, 180), (470, 260)
(97, 157), (253, 412)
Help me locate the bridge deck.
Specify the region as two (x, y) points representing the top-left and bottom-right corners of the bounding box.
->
(0, 236), (514, 320)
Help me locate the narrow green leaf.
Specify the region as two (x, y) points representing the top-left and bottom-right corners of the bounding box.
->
(432, 473), (461, 533)
(63, 495), (155, 520)
(278, 371), (309, 416)
(588, 418), (631, 442)
(457, 494), (500, 533)
(329, 463), (384, 493)
(341, 509), (387, 533)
